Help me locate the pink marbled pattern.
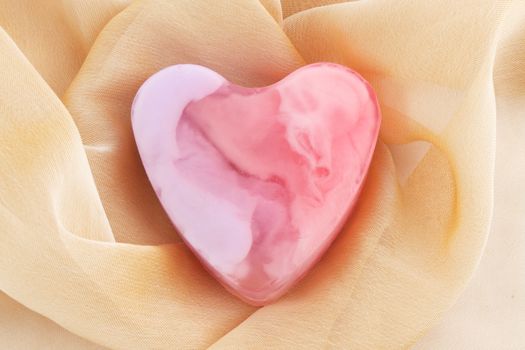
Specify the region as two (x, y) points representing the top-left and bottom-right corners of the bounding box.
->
(131, 63), (380, 305)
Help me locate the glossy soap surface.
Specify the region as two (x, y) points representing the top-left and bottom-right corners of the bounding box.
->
(132, 63), (381, 305)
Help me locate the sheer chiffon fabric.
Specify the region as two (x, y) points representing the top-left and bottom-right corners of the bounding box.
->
(0, 0), (524, 349)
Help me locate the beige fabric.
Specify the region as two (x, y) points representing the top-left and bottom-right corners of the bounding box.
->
(414, 95), (525, 349)
(0, 0), (523, 349)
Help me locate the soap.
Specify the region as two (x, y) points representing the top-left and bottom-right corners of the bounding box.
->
(132, 63), (381, 305)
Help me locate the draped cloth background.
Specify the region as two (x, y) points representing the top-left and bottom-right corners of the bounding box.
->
(0, 0), (524, 348)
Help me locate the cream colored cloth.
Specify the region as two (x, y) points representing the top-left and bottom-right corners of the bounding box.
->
(0, 0), (524, 349)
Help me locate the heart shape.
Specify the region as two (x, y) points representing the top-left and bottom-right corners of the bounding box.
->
(131, 63), (380, 305)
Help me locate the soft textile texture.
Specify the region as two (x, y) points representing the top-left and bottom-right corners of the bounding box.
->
(0, 0), (524, 349)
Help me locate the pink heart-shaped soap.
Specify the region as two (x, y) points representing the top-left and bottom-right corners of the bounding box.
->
(132, 63), (380, 305)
